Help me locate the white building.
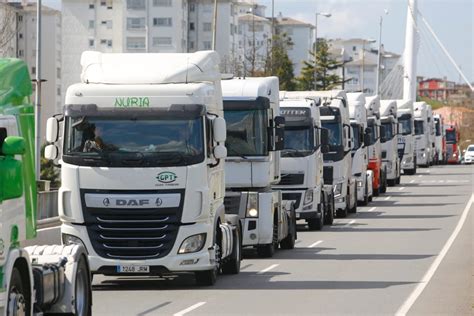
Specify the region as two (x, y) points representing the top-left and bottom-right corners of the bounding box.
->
(275, 14), (315, 77)
(0, 1), (62, 142)
(62, 0), (188, 96)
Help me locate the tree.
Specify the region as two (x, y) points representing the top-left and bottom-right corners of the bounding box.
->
(265, 32), (296, 91)
(0, 4), (19, 57)
(297, 39), (347, 91)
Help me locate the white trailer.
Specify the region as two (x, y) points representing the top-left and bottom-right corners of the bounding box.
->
(380, 100), (401, 186)
(396, 100), (417, 175)
(221, 77), (296, 258)
(414, 101), (433, 167)
(275, 92), (333, 230)
(44, 51), (241, 286)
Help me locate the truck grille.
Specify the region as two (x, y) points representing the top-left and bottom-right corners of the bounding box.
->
(224, 195), (241, 215)
(282, 193), (302, 209)
(323, 166), (333, 185)
(81, 189), (184, 260)
(279, 173), (304, 185)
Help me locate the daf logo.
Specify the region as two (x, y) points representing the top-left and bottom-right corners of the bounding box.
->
(116, 199), (150, 206)
(103, 198), (110, 207)
(155, 198), (163, 207)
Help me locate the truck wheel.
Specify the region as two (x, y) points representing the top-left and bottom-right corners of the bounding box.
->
(307, 218), (322, 231)
(221, 228), (241, 275)
(195, 269), (217, 286)
(380, 172), (387, 194)
(396, 175), (401, 185)
(387, 179), (396, 186)
(336, 194), (349, 218)
(361, 182), (369, 206)
(324, 194), (335, 225)
(7, 267), (30, 316)
(73, 255), (92, 316)
(257, 219), (277, 258)
(280, 210), (296, 249)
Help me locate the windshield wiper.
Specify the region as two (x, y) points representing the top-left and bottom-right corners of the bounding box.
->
(227, 147), (248, 160)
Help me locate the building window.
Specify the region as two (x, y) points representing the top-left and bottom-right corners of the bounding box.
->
(31, 67), (36, 74)
(203, 41), (211, 50)
(153, 17), (172, 27)
(190, 3), (195, 11)
(100, 39), (107, 45)
(57, 87), (61, 96)
(353, 46), (357, 51)
(189, 22), (195, 31)
(89, 39), (95, 47)
(18, 50), (24, 57)
(89, 20), (95, 29)
(89, 3), (94, 9)
(153, 37), (172, 47)
(153, 0), (171, 6)
(100, 1), (106, 6)
(126, 37), (146, 50)
(57, 67), (61, 79)
(189, 41), (195, 50)
(203, 22), (212, 32)
(18, 15), (23, 22)
(127, 0), (145, 10)
(19, 33), (23, 39)
(127, 17), (145, 30)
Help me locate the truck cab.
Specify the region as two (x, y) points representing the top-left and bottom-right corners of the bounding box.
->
(445, 124), (460, 164)
(275, 91), (331, 230)
(380, 100), (401, 186)
(414, 101), (433, 167)
(45, 51), (241, 286)
(347, 92), (372, 205)
(365, 95), (387, 195)
(433, 114), (446, 164)
(222, 77), (296, 258)
(396, 99), (417, 175)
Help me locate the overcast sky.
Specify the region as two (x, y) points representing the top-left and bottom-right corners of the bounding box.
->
(44, 0), (473, 83)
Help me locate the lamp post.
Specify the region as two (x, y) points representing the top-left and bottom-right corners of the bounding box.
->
(314, 12), (331, 90)
(376, 9), (389, 95)
(34, 0), (42, 181)
(212, 0), (218, 50)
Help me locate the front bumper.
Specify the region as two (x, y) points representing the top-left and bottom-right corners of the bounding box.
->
(417, 151), (428, 166)
(355, 177), (365, 201)
(401, 154), (415, 170)
(280, 189), (319, 220)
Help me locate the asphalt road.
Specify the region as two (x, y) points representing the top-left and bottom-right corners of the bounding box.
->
(91, 164), (474, 316)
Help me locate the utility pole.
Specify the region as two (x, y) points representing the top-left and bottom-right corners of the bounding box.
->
(403, 0), (418, 101)
(270, 0), (274, 73)
(34, 0), (42, 181)
(212, 0), (218, 50)
(376, 10), (389, 95)
(313, 12), (331, 90)
(251, 6), (256, 76)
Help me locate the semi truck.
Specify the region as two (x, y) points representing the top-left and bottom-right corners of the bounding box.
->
(276, 91), (333, 230)
(221, 77), (296, 258)
(0, 58), (92, 315)
(347, 93), (372, 205)
(365, 95), (387, 195)
(414, 101), (433, 167)
(445, 124), (461, 164)
(380, 100), (401, 186)
(396, 99), (417, 175)
(433, 114), (446, 164)
(44, 51), (241, 286)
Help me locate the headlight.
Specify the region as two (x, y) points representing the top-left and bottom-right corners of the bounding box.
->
(422, 152), (426, 157)
(62, 234), (88, 253)
(303, 189), (313, 205)
(386, 161), (392, 170)
(357, 180), (363, 187)
(246, 192), (259, 217)
(178, 233), (206, 254)
(333, 183), (343, 196)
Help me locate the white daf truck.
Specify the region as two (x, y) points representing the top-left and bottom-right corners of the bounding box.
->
(1, 58), (92, 315)
(380, 100), (401, 186)
(396, 99), (417, 175)
(221, 77), (296, 258)
(347, 93), (372, 205)
(275, 91), (333, 230)
(414, 101), (432, 167)
(44, 51), (241, 286)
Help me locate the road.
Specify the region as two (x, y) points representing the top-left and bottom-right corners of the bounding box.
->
(91, 165), (473, 315)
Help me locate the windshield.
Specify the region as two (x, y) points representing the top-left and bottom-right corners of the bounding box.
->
(282, 126), (314, 157)
(446, 130), (457, 143)
(224, 108), (268, 156)
(414, 120), (424, 135)
(382, 122), (394, 141)
(64, 116), (204, 167)
(351, 124), (361, 150)
(468, 146), (474, 152)
(399, 116), (412, 135)
(321, 121), (342, 148)
(367, 122), (378, 146)
(435, 119), (441, 136)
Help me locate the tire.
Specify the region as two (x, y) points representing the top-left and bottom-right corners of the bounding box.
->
(380, 171), (387, 194)
(349, 184), (357, 213)
(373, 186), (380, 196)
(7, 267), (30, 316)
(257, 216), (278, 258)
(280, 208), (296, 249)
(324, 195), (335, 225)
(221, 228), (241, 275)
(387, 179), (396, 186)
(396, 175), (401, 185)
(195, 269), (217, 286)
(360, 182), (369, 206)
(73, 255), (92, 316)
(336, 194), (349, 218)
(307, 203), (323, 231)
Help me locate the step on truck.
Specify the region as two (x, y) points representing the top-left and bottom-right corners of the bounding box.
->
(414, 102), (433, 167)
(347, 93), (373, 205)
(0, 58), (92, 315)
(44, 51), (241, 286)
(380, 100), (401, 186)
(221, 77), (296, 258)
(433, 114), (446, 164)
(275, 91), (333, 230)
(365, 95), (387, 195)
(396, 99), (417, 175)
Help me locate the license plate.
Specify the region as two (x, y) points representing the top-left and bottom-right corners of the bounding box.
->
(116, 265), (150, 273)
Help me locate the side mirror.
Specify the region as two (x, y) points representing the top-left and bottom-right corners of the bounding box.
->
(0, 137), (25, 201)
(274, 116), (285, 151)
(46, 117), (59, 143)
(380, 126), (386, 142)
(213, 117), (226, 143)
(213, 144), (227, 159)
(1, 136), (26, 156)
(364, 133), (371, 147)
(320, 128), (329, 146)
(44, 144), (59, 160)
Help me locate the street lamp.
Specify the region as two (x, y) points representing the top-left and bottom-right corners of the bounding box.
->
(375, 9), (389, 95)
(361, 38), (376, 93)
(314, 12), (331, 90)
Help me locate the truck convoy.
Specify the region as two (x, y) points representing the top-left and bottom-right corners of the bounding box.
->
(396, 99), (417, 175)
(365, 95), (387, 195)
(414, 101), (433, 167)
(380, 100), (401, 186)
(347, 93), (372, 205)
(1, 58), (92, 315)
(445, 124), (461, 164)
(433, 114), (446, 164)
(221, 77), (296, 257)
(44, 51), (242, 286)
(276, 91), (332, 230)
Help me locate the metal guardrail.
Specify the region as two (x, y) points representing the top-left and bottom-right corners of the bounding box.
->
(37, 190), (59, 220)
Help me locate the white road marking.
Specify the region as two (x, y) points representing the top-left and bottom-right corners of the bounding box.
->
(384, 196), (391, 201)
(347, 219), (356, 226)
(418, 175), (422, 178)
(399, 187), (405, 191)
(367, 207), (377, 213)
(396, 194), (474, 316)
(409, 179), (415, 183)
(174, 302), (207, 316)
(308, 240), (323, 248)
(257, 264), (279, 274)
